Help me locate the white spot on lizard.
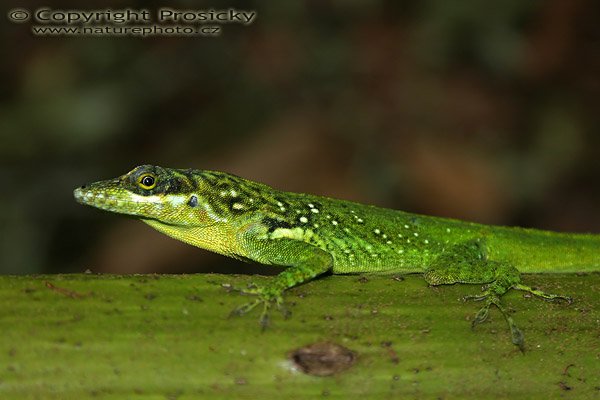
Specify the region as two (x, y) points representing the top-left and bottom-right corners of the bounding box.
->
(271, 227), (313, 241)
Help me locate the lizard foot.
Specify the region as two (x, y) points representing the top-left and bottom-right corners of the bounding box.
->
(223, 283), (290, 329)
(464, 291), (525, 352)
(513, 283), (573, 304)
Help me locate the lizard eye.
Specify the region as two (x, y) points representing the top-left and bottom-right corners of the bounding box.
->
(138, 174), (156, 190)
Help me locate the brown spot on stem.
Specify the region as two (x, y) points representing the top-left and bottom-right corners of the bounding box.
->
(381, 341), (400, 364)
(44, 281), (85, 299)
(562, 363), (575, 376)
(289, 342), (356, 376)
(558, 381), (572, 391)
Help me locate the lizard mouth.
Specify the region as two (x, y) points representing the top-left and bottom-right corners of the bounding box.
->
(73, 187), (147, 216)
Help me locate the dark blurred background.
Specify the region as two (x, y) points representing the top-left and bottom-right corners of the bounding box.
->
(1, 0), (599, 275)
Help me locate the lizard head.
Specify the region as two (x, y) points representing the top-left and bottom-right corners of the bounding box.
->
(74, 165), (222, 227)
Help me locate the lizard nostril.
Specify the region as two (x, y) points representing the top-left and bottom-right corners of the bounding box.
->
(80, 185), (87, 189)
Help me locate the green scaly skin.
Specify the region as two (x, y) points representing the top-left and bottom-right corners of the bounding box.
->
(74, 165), (600, 350)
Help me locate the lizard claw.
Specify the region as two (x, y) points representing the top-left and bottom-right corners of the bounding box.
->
(463, 294), (487, 302)
(222, 282), (259, 295)
(547, 294), (573, 305)
(229, 298), (261, 318)
(513, 283), (573, 305)
(472, 302), (491, 327)
(466, 289), (526, 351)
(226, 283), (288, 328)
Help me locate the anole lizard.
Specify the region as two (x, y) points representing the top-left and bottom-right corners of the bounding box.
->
(74, 165), (600, 350)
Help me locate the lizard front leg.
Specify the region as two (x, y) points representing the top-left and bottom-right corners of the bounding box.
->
(227, 224), (333, 328)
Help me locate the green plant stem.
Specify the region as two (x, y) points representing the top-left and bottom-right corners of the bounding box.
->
(0, 273), (598, 399)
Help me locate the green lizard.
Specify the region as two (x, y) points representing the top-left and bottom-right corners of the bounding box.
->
(74, 165), (600, 350)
